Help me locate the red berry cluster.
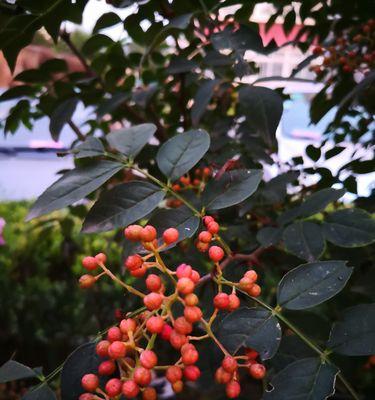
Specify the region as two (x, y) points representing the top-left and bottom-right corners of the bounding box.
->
(310, 18), (375, 78)
(215, 351), (266, 398)
(78, 218), (263, 399)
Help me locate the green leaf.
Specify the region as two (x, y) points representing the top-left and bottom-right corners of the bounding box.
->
(22, 384), (56, 400)
(299, 188), (346, 217)
(202, 169), (262, 211)
(191, 79), (220, 127)
(283, 221), (325, 262)
(0, 360), (37, 383)
(73, 137), (105, 159)
(238, 86), (283, 150)
(93, 12), (121, 33)
(26, 161), (123, 221)
(147, 207), (199, 248)
(263, 358), (339, 400)
(156, 130), (210, 181)
(82, 181), (165, 233)
(323, 208), (375, 247)
(106, 123), (156, 158)
(217, 307), (281, 360)
(256, 226), (282, 247)
(82, 34), (113, 55)
(166, 57), (199, 74)
(327, 303), (375, 356)
(49, 98), (79, 142)
(0, 85), (36, 102)
(325, 146), (345, 160)
(277, 261), (353, 310)
(305, 144), (321, 161)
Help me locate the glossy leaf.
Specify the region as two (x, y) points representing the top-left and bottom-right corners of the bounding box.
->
(26, 161), (123, 221)
(264, 358), (339, 400)
(327, 303), (375, 356)
(256, 226), (282, 247)
(217, 307), (281, 360)
(0, 360), (37, 383)
(283, 221), (325, 262)
(191, 79), (220, 126)
(93, 12), (121, 33)
(299, 188), (346, 217)
(156, 130), (210, 181)
(73, 137), (105, 159)
(277, 261), (353, 310)
(82, 181), (165, 233)
(238, 86), (283, 150)
(202, 169), (262, 211)
(49, 98), (79, 142)
(22, 385), (56, 400)
(106, 123), (156, 158)
(323, 208), (375, 247)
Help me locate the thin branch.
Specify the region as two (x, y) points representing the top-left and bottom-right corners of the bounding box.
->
(68, 120), (85, 141)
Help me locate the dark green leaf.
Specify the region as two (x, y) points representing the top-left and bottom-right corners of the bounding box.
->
(325, 146), (345, 160)
(82, 181), (165, 233)
(299, 188), (346, 217)
(256, 226), (282, 247)
(132, 84), (158, 108)
(327, 303), (375, 356)
(202, 169), (262, 211)
(82, 34), (113, 55)
(73, 137), (105, 159)
(156, 130), (210, 181)
(263, 358), (338, 400)
(168, 13), (193, 29)
(0, 360), (37, 383)
(93, 12), (121, 33)
(238, 86), (283, 150)
(217, 307), (281, 360)
(107, 123), (156, 158)
(323, 208), (375, 247)
(191, 79), (220, 126)
(22, 384), (56, 400)
(96, 92), (128, 119)
(283, 221), (325, 262)
(306, 144), (321, 162)
(166, 57), (198, 74)
(277, 261), (353, 310)
(26, 161), (123, 221)
(0, 85), (36, 102)
(49, 98), (79, 142)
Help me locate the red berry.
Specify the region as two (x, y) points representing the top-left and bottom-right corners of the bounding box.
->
(184, 365), (201, 381)
(140, 225), (157, 242)
(176, 264), (192, 279)
(228, 294), (240, 311)
(140, 350), (158, 369)
(79, 274), (96, 289)
(96, 340), (110, 357)
(196, 241), (209, 252)
(226, 380), (241, 398)
(172, 380), (183, 393)
(207, 221), (219, 234)
(130, 264), (147, 278)
(313, 46), (323, 55)
(185, 293), (199, 306)
(79, 394), (94, 400)
(146, 315), (165, 334)
(244, 270), (258, 283)
(124, 225), (143, 241)
(198, 231), (212, 243)
(202, 167), (211, 177)
(190, 269), (200, 283)
(122, 380), (139, 398)
(181, 343), (196, 354)
(98, 360), (116, 375)
(120, 318), (137, 334)
(134, 367), (152, 386)
(182, 349), (199, 365)
(209, 246), (224, 262)
(203, 216), (215, 226)
(107, 327), (122, 342)
(214, 293), (230, 310)
(160, 324), (173, 340)
(239, 277), (253, 291)
(245, 348), (259, 360)
(343, 65), (353, 73)
(174, 317), (193, 335)
(105, 378), (122, 397)
(108, 341), (126, 359)
(143, 293), (163, 310)
(177, 277), (195, 294)
(81, 374), (99, 392)
(142, 387), (157, 400)
(95, 252), (107, 264)
(215, 367), (232, 384)
(248, 284), (261, 297)
(125, 254), (143, 271)
(146, 274), (162, 292)
(249, 363), (266, 379)
(222, 356), (238, 373)
(82, 256), (98, 271)
(169, 330), (188, 349)
(166, 366), (183, 383)
(163, 228), (179, 244)
(184, 306), (202, 323)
